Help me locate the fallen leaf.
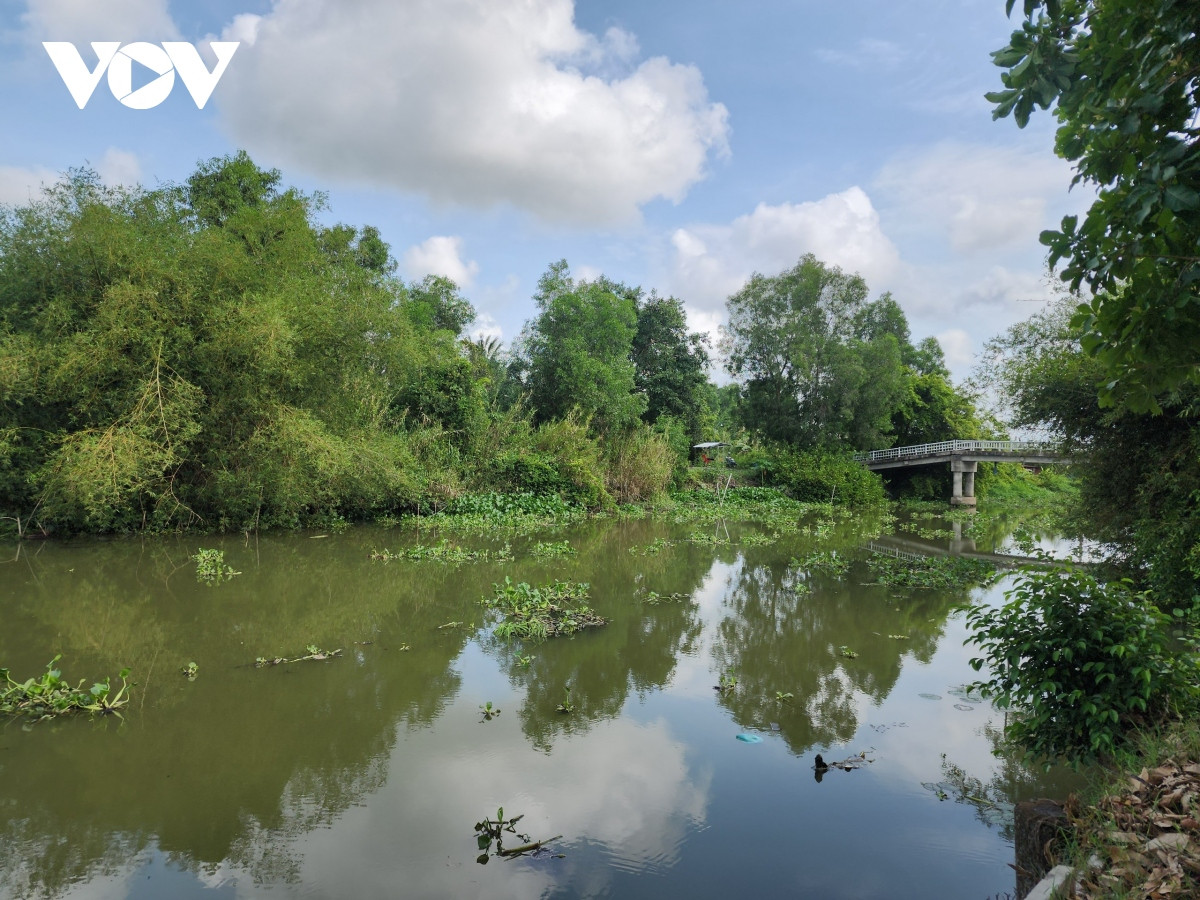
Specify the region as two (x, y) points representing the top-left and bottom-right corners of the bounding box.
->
(1145, 834), (1191, 853)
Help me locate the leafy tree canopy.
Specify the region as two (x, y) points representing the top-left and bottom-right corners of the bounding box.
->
(977, 293), (1200, 600)
(631, 292), (710, 437)
(521, 261), (646, 434)
(722, 254), (966, 450)
(988, 0), (1200, 410)
(405, 274), (476, 335)
(0, 154), (486, 532)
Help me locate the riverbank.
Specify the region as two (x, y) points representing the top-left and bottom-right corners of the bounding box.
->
(1031, 719), (1200, 899)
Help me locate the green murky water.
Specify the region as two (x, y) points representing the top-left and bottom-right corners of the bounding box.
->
(0, 512), (1080, 899)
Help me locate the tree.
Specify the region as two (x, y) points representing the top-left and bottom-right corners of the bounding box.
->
(522, 261), (646, 434)
(891, 370), (983, 447)
(405, 274), (476, 335)
(978, 293), (1200, 601)
(722, 254), (908, 449)
(631, 292), (710, 438)
(0, 154), (487, 532)
(988, 0), (1200, 410)
(910, 336), (950, 378)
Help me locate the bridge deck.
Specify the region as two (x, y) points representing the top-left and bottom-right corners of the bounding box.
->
(853, 440), (1066, 471)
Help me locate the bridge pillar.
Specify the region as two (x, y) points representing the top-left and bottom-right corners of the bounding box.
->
(949, 520), (977, 553)
(950, 458), (977, 507)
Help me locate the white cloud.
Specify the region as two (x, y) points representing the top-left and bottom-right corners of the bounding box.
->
(874, 143), (1077, 253)
(0, 148), (141, 205)
(93, 147), (141, 187)
(401, 235), (479, 288)
(218, 14), (260, 47)
(215, 0), (729, 225)
(574, 263), (604, 283)
(957, 265), (1057, 311)
(667, 186), (901, 316)
(20, 0), (180, 44)
(0, 163), (58, 206)
(658, 178), (1070, 386)
(468, 313), (503, 344)
(816, 38), (906, 68)
(934, 328), (975, 371)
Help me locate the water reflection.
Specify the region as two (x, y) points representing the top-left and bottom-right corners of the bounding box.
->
(710, 554), (959, 754)
(484, 530), (708, 752)
(0, 513), (1084, 899)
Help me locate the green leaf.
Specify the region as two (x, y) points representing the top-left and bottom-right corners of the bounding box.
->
(1163, 184), (1200, 212)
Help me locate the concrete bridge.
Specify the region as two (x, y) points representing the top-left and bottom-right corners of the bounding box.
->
(853, 440), (1067, 507)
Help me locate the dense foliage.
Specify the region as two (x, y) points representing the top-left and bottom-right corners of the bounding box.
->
(722, 255), (903, 448)
(519, 262), (646, 434)
(989, 0), (1200, 410)
(721, 255), (980, 452)
(631, 292), (710, 437)
(0, 156), (684, 534)
(978, 296), (1200, 601)
(770, 448), (887, 505)
(0, 155), (450, 531)
(0, 155), (979, 534)
(965, 567), (1200, 762)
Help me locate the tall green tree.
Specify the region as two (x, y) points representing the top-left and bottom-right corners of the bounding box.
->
(522, 261), (646, 434)
(405, 275), (476, 335)
(978, 295), (1200, 601)
(722, 254), (908, 449)
(631, 292), (710, 438)
(988, 0), (1200, 410)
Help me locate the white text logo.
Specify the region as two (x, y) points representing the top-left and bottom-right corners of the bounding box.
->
(43, 42), (240, 109)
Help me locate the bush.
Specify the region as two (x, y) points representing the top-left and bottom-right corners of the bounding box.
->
(487, 451), (575, 497)
(530, 415), (607, 507)
(964, 567), (1200, 763)
(771, 448), (886, 505)
(604, 426), (678, 503)
(974, 462), (1076, 505)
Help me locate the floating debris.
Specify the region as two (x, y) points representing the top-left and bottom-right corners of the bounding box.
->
(254, 646), (342, 667)
(474, 808), (563, 865)
(816, 751), (874, 771)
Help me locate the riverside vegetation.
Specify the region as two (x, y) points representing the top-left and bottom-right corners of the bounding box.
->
(3, 142), (1199, 862)
(0, 155), (984, 539)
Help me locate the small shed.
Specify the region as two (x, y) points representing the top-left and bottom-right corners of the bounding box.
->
(691, 441), (728, 465)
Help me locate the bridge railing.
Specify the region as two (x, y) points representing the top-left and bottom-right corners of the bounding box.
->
(853, 439), (1062, 463)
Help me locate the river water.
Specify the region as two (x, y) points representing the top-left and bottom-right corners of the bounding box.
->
(0, 510), (1082, 899)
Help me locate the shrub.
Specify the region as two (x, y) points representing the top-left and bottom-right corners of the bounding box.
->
(964, 567), (1200, 763)
(530, 414), (607, 507)
(487, 451), (574, 497)
(604, 426), (677, 503)
(772, 448), (886, 505)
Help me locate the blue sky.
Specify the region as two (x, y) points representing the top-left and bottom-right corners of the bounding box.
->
(0, 0), (1089, 383)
